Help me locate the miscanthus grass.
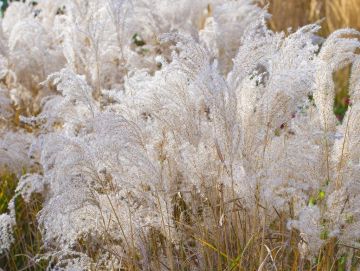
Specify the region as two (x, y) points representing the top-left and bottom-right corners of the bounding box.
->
(0, 0), (360, 270)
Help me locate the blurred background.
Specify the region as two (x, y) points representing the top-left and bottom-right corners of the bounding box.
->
(266, 0), (360, 35)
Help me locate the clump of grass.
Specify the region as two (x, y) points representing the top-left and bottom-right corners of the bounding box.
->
(118, 187), (360, 270)
(1, 1), (360, 270)
(261, 0), (360, 122)
(0, 172), (47, 271)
